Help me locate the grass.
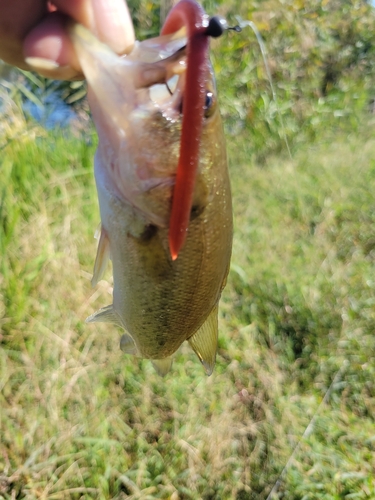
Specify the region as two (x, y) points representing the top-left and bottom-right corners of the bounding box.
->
(1, 99), (375, 499)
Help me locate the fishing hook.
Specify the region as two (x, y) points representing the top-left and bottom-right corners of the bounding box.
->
(205, 16), (242, 38)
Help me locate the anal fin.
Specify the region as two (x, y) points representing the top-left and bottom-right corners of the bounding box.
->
(188, 304), (218, 376)
(151, 357), (173, 377)
(92, 225), (110, 287)
(85, 304), (122, 327)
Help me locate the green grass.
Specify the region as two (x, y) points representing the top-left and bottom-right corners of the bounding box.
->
(1, 104), (375, 499)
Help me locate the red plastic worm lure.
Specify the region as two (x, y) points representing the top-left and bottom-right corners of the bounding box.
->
(161, 0), (210, 260)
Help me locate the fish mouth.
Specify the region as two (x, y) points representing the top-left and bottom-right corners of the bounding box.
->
(69, 22), (190, 125)
(70, 0), (212, 259)
(133, 35), (188, 124)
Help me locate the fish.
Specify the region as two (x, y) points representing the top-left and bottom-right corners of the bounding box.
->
(69, 0), (232, 375)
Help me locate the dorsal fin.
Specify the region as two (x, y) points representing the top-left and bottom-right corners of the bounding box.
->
(188, 304), (218, 376)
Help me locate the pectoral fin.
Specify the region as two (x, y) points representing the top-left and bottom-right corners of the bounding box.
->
(151, 357), (174, 377)
(188, 305), (218, 376)
(92, 226), (110, 287)
(85, 304), (122, 327)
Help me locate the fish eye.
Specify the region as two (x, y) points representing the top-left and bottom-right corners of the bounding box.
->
(204, 91), (216, 118)
(177, 91), (216, 118)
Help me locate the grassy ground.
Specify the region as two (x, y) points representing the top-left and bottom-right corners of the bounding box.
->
(1, 100), (375, 499)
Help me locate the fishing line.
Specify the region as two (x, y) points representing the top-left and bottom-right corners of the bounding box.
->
(265, 359), (349, 499)
(238, 17), (292, 159)
(208, 15), (292, 159)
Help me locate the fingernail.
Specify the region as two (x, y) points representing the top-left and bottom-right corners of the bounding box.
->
(25, 57), (83, 80)
(25, 57), (60, 71)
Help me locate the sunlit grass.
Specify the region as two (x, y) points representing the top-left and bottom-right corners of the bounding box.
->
(1, 101), (375, 499)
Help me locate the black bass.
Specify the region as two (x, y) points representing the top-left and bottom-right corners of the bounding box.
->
(70, 0), (232, 375)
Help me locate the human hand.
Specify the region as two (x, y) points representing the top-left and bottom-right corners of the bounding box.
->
(0, 0), (135, 80)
